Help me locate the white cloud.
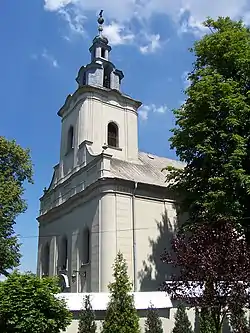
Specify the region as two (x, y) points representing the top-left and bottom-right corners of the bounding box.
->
(44, 0), (250, 38)
(44, 0), (73, 11)
(178, 15), (208, 37)
(34, 49), (59, 68)
(0, 275), (6, 282)
(182, 70), (191, 89)
(58, 6), (86, 36)
(103, 22), (135, 45)
(138, 103), (168, 121)
(139, 33), (161, 54)
(138, 108), (149, 121)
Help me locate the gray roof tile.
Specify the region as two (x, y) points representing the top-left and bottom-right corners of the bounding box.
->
(110, 152), (185, 187)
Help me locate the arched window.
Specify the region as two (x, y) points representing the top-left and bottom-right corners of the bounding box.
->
(60, 236), (68, 270)
(67, 126), (74, 152)
(101, 48), (105, 58)
(43, 242), (50, 276)
(107, 122), (119, 148)
(82, 228), (90, 265)
(103, 66), (112, 89)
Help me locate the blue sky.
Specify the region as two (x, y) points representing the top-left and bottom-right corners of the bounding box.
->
(1, 0), (250, 274)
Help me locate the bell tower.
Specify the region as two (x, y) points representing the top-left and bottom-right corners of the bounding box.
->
(58, 11), (142, 177)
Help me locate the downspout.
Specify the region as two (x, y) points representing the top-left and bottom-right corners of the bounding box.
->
(132, 181), (138, 292)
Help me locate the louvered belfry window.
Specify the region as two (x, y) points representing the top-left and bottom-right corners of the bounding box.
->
(103, 66), (111, 89)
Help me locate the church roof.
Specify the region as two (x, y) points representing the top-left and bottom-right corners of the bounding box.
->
(110, 152), (185, 187)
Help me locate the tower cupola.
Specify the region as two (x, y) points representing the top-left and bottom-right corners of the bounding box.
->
(76, 10), (124, 91)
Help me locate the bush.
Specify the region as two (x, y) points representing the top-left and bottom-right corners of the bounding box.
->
(145, 302), (163, 333)
(78, 294), (97, 333)
(0, 271), (72, 333)
(102, 251), (140, 333)
(172, 303), (193, 333)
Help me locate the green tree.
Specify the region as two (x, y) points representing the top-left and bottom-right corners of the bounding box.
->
(78, 294), (97, 333)
(172, 303), (193, 333)
(199, 308), (216, 333)
(162, 17), (250, 333)
(0, 271), (72, 332)
(165, 17), (250, 227)
(102, 251), (140, 333)
(145, 302), (163, 333)
(0, 137), (33, 276)
(229, 308), (250, 333)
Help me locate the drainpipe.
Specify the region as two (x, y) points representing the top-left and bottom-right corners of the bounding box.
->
(132, 181), (138, 292)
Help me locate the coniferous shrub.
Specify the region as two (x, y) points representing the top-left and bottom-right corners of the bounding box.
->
(199, 308), (216, 333)
(102, 251), (140, 333)
(145, 302), (163, 333)
(172, 303), (193, 333)
(78, 294), (97, 333)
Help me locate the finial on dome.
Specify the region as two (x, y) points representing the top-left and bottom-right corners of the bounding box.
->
(97, 10), (104, 35)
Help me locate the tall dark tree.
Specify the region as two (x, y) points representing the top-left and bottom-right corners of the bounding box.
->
(145, 302), (163, 333)
(102, 251), (140, 333)
(172, 303), (193, 333)
(162, 221), (250, 333)
(0, 137), (33, 276)
(164, 17), (250, 228)
(78, 295), (97, 333)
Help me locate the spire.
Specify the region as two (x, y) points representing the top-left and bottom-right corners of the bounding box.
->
(94, 9), (108, 45)
(98, 10), (104, 36)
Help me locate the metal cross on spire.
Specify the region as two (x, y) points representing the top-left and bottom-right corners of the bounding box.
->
(97, 10), (104, 35)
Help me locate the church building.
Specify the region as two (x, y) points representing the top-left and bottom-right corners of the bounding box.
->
(37, 12), (183, 295)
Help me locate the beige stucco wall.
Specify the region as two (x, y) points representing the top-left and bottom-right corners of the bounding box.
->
(38, 184), (177, 294)
(59, 90), (139, 176)
(62, 307), (198, 333)
(99, 192), (177, 292)
(62, 306), (235, 333)
(38, 195), (100, 292)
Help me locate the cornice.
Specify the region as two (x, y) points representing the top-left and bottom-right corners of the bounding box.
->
(57, 85), (142, 118)
(37, 177), (177, 225)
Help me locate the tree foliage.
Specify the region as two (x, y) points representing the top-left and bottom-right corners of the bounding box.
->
(78, 294), (97, 333)
(145, 302), (163, 333)
(0, 137), (33, 275)
(172, 303), (193, 333)
(0, 271), (72, 332)
(102, 251), (140, 333)
(162, 221), (250, 332)
(165, 17), (250, 226)
(199, 308), (216, 333)
(229, 306), (250, 333)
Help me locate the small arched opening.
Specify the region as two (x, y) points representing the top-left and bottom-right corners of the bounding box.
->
(82, 71), (86, 85)
(59, 236), (68, 271)
(43, 242), (50, 276)
(101, 48), (105, 58)
(82, 228), (90, 265)
(67, 126), (74, 153)
(107, 122), (119, 148)
(103, 66), (112, 89)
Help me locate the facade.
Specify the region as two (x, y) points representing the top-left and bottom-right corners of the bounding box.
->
(37, 14), (184, 295)
(36, 14), (235, 333)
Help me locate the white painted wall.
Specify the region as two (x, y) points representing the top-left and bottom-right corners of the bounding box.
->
(98, 193), (177, 292)
(38, 195), (100, 292)
(62, 307), (197, 333)
(38, 185), (177, 294)
(58, 88), (140, 178)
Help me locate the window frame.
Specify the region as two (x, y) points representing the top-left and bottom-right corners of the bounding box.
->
(107, 122), (119, 148)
